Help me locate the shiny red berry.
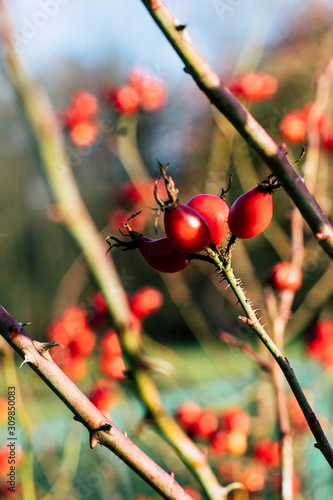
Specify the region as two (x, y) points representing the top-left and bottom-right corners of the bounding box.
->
(186, 194), (229, 247)
(137, 234), (192, 272)
(107, 215), (192, 274)
(154, 164), (211, 253)
(164, 203), (211, 253)
(269, 261), (302, 292)
(228, 186), (273, 239)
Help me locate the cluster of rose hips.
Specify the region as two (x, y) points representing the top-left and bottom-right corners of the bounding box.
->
(280, 101), (333, 149)
(102, 68), (167, 116)
(48, 306), (97, 381)
(226, 72), (278, 102)
(47, 286), (164, 416)
(108, 164), (278, 273)
(60, 89), (99, 148)
(59, 69), (166, 149)
(175, 402), (302, 498)
(87, 395), (306, 499)
(47, 285), (163, 386)
(176, 403), (251, 454)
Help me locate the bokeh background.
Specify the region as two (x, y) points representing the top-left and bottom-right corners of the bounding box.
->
(1, 1), (333, 499)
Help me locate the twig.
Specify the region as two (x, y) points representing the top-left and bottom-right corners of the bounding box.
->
(0, 306), (192, 500)
(219, 331), (272, 373)
(205, 247), (333, 469)
(139, 0), (333, 259)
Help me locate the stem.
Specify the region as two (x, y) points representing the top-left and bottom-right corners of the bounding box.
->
(270, 292), (295, 500)
(205, 247), (333, 469)
(0, 306), (193, 500)
(139, 0), (333, 259)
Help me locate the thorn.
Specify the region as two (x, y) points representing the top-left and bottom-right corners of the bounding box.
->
(20, 349), (38, 368)
(170, 471), (175, 478)
(125, 431), (127, 438)
(90, 433), (99, 449)
(175, 23), (186, 31)
(32, 341), (64, 362)
(18, 321), (31, 329)
(89, 422), (114, 449)
(314, 443), (320, 449)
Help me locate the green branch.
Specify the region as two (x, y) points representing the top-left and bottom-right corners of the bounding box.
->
(139, 0), (333, 259)
(206, 246), (333, 469)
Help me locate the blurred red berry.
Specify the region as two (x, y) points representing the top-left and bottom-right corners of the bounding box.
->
(63, 353), (87, 381)
(210, 430), (229, 455)
(280, 110), (307, 144)
(47, 306), (96, 381)
(113, 84), (141, 115)
(253, 440), (280, 466)
(87, 291), (108, 327)
(60, 89), (99, 148)
(323, 134), (333, 150)
(269, 261), (303, 292)
(70, 90), (99, 121)
(227, 72), (278, 101)
(241, 72), (278, 101)
(175, 401), (202, 435)
(68, 327), (96, 357)
(193, 410), (219, 441)
(221, 407), (251, 435)
(99, 354), (126, 380)
(100, 330), (122, 357)
(69, 121), (99, 148)
(129, 69), (167, 112)
(130, 286), (164, 320)
(89, 379), (117, 414)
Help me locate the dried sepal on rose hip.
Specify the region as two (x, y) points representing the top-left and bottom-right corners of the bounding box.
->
(269, 261), (303, 292)
(107, 212), (192, 273)
(154, 163), (211, 253)
(228, 174), (280, 239)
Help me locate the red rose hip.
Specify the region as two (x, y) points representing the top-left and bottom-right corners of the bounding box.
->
(269, 261), (302, 292)
(186, 194), (229, 247)
(164, 203), (210, 253)
(155, 163), (211, 253)
(228, 186), (273, 239)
